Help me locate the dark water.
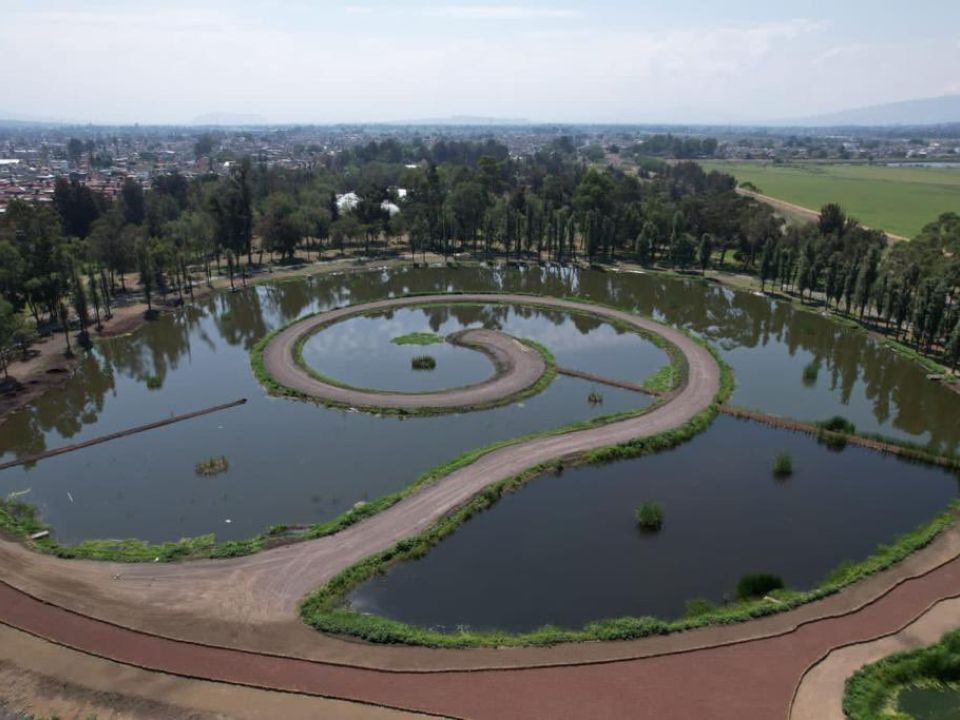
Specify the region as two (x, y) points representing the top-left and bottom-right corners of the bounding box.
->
(349, 416), (959, 631)
(899, 686), (960, 720)
(1, 264), (959, 546)
(301, 304), (665, 393)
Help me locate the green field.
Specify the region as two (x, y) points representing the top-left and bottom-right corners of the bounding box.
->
(699, 161), (960, 239)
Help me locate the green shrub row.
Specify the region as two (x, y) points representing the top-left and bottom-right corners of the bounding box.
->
(844, 628), (960, 720)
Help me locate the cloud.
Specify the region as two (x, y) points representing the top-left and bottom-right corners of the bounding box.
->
(422, 5), (583, 20)
(0, 6), (954, 124)
(343, 6), (374, 14)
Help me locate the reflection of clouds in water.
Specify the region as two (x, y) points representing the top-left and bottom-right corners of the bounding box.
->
(302, 305), (660, 360)
(502, 315), (647, 354)
(305, 315), (416, 355)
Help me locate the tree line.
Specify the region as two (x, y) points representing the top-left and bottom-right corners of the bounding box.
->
(1, 135), (958, 377)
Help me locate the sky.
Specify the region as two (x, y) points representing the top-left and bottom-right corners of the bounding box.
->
(2, 0), (959, 125)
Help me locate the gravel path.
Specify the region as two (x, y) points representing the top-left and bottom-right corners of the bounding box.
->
(0, 294), (718, 628)
(263, 299), (551, 410)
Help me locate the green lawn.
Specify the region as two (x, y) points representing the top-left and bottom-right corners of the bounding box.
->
(700, 161), (960, 239)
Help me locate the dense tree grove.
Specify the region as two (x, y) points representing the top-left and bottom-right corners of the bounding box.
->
(0, 137), (958, 373)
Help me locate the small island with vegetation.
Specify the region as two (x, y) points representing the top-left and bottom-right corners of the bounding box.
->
(772, 452), (793, 478)
(195, 456), (229, 477)
(636, 501), (664, 532)
(392, 332), (444, 346)
(411, 355), (437, 371)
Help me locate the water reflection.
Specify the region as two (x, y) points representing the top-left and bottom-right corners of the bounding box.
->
(1, 265), (959, 543)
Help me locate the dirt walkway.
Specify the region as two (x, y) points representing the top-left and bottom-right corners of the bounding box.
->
(0, 294), (718, 624)
(737, 188), (910, 243)
(264, 307), (548, 410)
(790, 597), (960, 720)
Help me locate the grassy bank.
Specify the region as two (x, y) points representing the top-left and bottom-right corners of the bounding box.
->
(844, 628), (960, 720)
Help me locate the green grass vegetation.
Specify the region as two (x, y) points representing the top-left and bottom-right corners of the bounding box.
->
(699, 160), (960, 238)
(411, 355), (436, 370)
(391, 331), (444, 346)
(844, 628), (960, 720)
(736, 572), (785, 600)
(684, 598), (717, 618)
(195, 456), (229, 476)
(772, 452), (793, 478)
(641, 363), (680, 393)
(636, 501), (664, 531)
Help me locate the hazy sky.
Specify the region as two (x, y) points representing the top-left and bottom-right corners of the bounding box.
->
(3, 0), (959, 124)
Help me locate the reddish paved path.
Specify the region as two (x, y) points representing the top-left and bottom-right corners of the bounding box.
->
(3, 551), (960, 719)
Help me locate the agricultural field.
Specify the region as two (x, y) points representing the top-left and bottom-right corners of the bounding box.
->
(700, 161), (960, 239)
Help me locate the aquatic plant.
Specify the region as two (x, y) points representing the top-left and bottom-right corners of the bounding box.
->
(195, 456), (229, 476)
(736, 573), (784, 600)
(391, 332), (444, 346)
(636, 501), (664, 531)
(772, 452), (793, 477)
(411, 355), (437, 370)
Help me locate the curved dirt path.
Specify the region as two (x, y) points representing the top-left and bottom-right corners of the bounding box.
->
(0, 293), (719, 638)
(264, 300), (550, 411)
(790, 596), (960, 720)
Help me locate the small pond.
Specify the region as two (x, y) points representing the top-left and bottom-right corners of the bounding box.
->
(348, 415), (959, 632)
(898, 686), (960, 720)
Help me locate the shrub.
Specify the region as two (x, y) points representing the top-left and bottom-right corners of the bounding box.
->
(772, 452), (793, 478)
(636, 502), (664, 531)
(684, 598), (717, 618)
(817, 430), (849, 451)
(145, 375), (162, 390)
(844, 628), (960, 720)
(819, 415), (856, 434)
(195, 456), (229, 476)
(736, 573), (784, 600)
(411, 355), (437, 370)
(587, 390), (604, 405)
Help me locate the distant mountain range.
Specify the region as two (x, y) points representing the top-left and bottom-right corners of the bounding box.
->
(786, 94), (960, 127)
(3, 96), (959, 129)
(390, 115), (530, 126)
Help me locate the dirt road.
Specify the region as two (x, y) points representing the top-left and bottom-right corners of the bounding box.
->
(263, 302), (550, 410)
